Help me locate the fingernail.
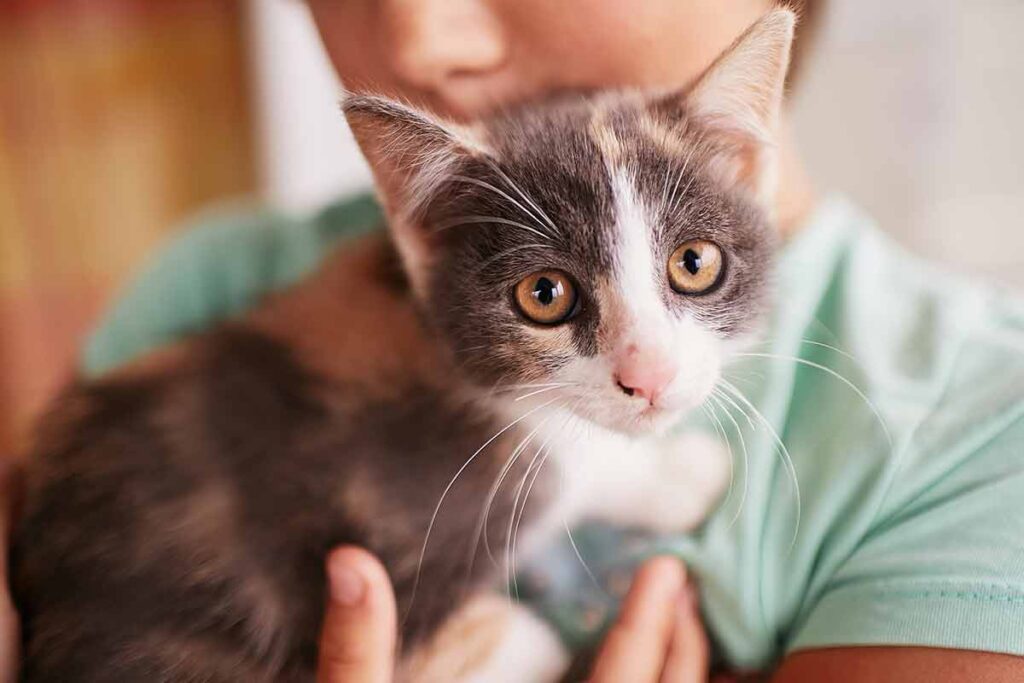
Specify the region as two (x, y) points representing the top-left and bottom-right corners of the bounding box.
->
(329, 562), (366, 607)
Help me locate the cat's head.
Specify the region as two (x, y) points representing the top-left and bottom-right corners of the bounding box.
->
(345, 10), (793, 434)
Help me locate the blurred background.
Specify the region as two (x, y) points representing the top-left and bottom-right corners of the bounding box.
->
(1, 0), (1022, 454)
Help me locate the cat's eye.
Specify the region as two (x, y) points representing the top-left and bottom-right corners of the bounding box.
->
(514, 271), (578, 325)
(668, 240), (724, 294)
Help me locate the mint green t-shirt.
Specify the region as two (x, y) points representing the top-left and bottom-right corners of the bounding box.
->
(83, 195), (1024, 669)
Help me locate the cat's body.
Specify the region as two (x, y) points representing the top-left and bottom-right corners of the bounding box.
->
(14, 11), (795, 682)
(15, 235), (556, 681)
(15, 233), (721, 682)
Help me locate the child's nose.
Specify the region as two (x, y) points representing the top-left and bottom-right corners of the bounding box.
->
(614, 346), (678, 405)
(384, 0), (508, 93)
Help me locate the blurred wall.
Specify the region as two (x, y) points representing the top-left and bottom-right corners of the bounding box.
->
(792, 0), (1024, 290)
(248, 0), (370, 211)
(249, 0), (1023, 289)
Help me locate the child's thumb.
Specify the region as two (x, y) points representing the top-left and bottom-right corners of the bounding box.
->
(317, 547), (398, 683)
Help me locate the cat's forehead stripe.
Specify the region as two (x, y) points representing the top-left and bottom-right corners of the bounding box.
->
(635, 111), (691, 159)
(607, 168), (669, 340)
(588, 108), (623, 166)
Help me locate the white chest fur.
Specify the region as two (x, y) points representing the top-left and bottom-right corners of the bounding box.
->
(512, 408), (730, 561)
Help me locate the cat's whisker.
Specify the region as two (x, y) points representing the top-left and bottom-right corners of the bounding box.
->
(482, 159), (562, 238)
(472, 243), (553, 275)
(407, 396), (561, 623)
(446, 175), (556, 240)
(664, 128), (708, 221)
(499, 381), (573, 390)
(712, 385), (756, 431)
(561, 516), (603, 593)
(721, 369), (764, 389)
(701, 402), (735, 510)
(719, 380), (802, 552)
(513, 383), (576, 402)
(505, 438), (549, 601)
(709, 392), (750, 529)
(434, 214), (552, 243)
(749, 337), (859, 364)
(545, 399), (599, 591)
(508, 397), (580, 601)
(510, 448), (551, 601)
(735, 352), (892, 446)
(490, 382), (573, 400)
(466, 417), (549, 581)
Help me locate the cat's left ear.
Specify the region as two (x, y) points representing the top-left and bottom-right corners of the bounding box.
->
(666, 9), (796, 210)
(343, 95), (486, 293)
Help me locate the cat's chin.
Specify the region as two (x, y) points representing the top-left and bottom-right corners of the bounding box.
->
(581, 404), (687, 437)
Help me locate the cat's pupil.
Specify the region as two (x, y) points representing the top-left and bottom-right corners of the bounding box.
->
(534, 277), (560, 305)
(683, 249), (702, 275)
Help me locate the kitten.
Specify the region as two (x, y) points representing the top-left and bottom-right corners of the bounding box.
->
(13, 10), (792, 682)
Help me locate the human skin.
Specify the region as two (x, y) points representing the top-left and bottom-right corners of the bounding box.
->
(298, 1), (1024, 680)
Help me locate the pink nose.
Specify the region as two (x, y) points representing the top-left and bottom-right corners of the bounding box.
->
(615, 347), (677, 404)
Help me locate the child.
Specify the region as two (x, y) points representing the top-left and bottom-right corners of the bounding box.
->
(80, 1), (1024, 680)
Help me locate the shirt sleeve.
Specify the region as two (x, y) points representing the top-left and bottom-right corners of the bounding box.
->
(788, 340), (1024, 657)
(81, 195), (381, 377)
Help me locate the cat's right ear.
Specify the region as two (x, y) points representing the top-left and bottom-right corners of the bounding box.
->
(343, 95), (486, 294)
(658, 9), (795, 213)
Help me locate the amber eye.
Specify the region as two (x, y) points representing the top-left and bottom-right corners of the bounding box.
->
(667, 240), (724, 294)
(514, 271), (578, 325)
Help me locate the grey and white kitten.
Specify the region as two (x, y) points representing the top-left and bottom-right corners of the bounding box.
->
(14, 10), (792, 682)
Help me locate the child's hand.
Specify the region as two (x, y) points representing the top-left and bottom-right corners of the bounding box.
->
(317, 551), (710, 683)
(589, 556), (709, 683)
(318, 547), (398, 682)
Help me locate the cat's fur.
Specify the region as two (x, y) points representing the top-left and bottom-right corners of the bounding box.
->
(13, 11), (794, 682)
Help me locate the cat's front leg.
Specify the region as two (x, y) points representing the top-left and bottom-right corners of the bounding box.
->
(399, 594), (569, 683)
(557, 430), (729, 534)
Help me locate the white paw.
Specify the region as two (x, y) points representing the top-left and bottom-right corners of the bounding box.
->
(463, 603), (570, 683)
(640, 431), (729, 533)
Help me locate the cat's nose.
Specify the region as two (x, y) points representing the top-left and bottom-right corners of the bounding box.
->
(615, 348), (677, 405)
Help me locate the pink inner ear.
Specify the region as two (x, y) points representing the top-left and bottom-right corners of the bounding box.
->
(614, 344), (678, 405)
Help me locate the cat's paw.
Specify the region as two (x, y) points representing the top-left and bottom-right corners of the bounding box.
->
(639, 431), (729, 533)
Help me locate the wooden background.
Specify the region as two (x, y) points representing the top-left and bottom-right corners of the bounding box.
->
(0, 0), (257, 455)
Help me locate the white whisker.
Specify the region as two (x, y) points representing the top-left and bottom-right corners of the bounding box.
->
(467, 417), (550, 581)
(736, 352), (892, 446)
(750, 338), (859, 364)
(505, 441), (547, 600)
(701, 402), (735, 509)
(446, 175), (556, 240)
(719, 380), (802, 552)
(434, 214), (552, 242)
(709, 392), (750, 529)
(472, 243), (552, 274)
(406, 396), (560, 623)
(514, 383), (575, 402)
(483, 159), (561, 237)
(713, 386), (755, 431)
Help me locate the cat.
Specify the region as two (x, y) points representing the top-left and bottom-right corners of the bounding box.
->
(13, 10), (793, 682)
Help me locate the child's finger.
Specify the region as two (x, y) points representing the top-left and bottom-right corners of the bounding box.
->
(659, 584), (710, 682)
(589, 556), (686, 683)
(317, 547), (398, 683)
